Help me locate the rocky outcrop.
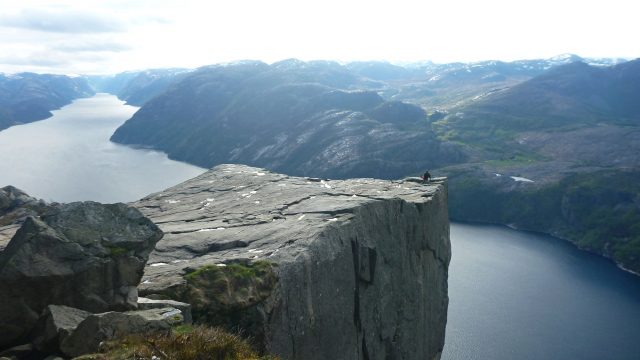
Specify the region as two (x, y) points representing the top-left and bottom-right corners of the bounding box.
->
(137, 297), (193, 324)
(60, 307), (184, 357)
(33, 305), (91, 354)
(135, 164), (450, 360)
(0, 201), (163, 349)
(0, 186), (48, 251)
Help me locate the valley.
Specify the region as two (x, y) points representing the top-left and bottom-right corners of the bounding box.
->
(1, 56), (639, 359)
(100, 56), (640, 274)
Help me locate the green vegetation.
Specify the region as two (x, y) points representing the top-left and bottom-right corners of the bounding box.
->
(107, 246), (129, 257)
(185, 261), (274, 282)
(448, 169), (640, 273)
(75, 325), (278, 360)
(157, 260), (278, 348)
(484, 153), (544, 168)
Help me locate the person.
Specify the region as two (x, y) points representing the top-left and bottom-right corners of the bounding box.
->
(422, 170), (431, 183)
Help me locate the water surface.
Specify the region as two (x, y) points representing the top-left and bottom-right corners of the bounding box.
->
(443, 223), (640, 360)
(0, 94), (205, 203)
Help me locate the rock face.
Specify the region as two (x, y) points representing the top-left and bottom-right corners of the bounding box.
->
(135, 164), (450, 360)
(0, 202), (163, 348)
(34, 305), (91, 354)
(0, 186), (48, 251)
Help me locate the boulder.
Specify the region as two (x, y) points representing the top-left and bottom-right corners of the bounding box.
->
(60, 307), (184, 358)
(0, 186), (41, 214)
(0, 186), (47, 252)
(135, 164), (451, 360)
(0, 344), (34, 359)
(137, 297), (193, 324)
(33, 305), (91, 353)
(0, 202), (163, 348)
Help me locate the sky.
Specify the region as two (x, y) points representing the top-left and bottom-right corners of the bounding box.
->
(0, 0), (638, 75)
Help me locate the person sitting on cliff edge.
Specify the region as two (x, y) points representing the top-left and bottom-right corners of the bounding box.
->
(422, 170), (431, 183)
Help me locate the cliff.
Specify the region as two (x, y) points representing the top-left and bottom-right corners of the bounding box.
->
(134, 164), (450, 360)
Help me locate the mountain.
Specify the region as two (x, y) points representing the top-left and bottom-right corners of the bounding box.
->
(110, 56), (640, 273)
(434, 59), (640, 273)
(369, 55), (628, 110)
(345, 61), (417, 81)
(0, 73), (94, 131)
(111, 60), (466, 179)
(86, 68), (189, 106)
(446, 59), (640, 135)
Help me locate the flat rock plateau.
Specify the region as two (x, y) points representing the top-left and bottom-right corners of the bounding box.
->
(135, 164), (450, 360)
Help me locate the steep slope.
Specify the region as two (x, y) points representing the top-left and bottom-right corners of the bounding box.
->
(111, 61), (466, 179)
(434, 59), (640, 273)
(135, 164), (450, 360)
(0, 73), (94, 131)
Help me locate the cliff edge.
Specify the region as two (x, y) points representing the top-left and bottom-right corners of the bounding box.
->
(135, 164), (450, 360)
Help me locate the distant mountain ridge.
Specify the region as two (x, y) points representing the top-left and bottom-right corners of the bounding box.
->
(109, 56), (640, 273)
(0, 73), (94, 131)
(451, 59), (640, 133)
(110, 60), (465, 179)
(85, 68), (190, 106)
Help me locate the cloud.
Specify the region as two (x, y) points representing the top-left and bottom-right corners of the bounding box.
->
(53, 41), (132, 53)
(0, 8), (126, 33)
(0, 54), (69, 67)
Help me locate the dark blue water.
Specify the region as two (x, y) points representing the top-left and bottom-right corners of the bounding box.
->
(443, 223), (640, 360)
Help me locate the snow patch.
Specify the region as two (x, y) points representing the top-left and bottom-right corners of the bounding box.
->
(510, 176), (534, 183)
(320, 180), (332, 189)
(197, 227), (226, 232)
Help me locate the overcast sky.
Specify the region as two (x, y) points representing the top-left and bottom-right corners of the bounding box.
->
(0, 0), (638, 75)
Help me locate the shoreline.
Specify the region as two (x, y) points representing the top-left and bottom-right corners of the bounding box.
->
(452, 218), (640, 278)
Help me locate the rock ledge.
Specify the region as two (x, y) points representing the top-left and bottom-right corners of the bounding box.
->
(136, 164), (450, 360)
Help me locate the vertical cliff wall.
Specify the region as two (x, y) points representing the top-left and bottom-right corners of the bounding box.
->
(135, 164), (450, 360)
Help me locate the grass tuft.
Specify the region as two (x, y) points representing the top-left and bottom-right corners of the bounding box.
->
(82, 325), (278, 360)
